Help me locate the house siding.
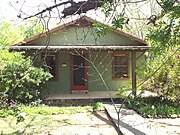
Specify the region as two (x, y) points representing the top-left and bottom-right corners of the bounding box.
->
(24, 25), (146, 95)
(12, 16), (148, 97)
(42, 50), (144, 94)
(44, 51), (71, 94)
(88, 51), (129, 91)
(28, 27), (142, 46)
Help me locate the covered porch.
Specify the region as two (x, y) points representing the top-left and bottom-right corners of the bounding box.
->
(11, 45), (150, 101)
(45, 90), (119, 100)
(10, 45), (150, 100)
(43, 91), (122, 106)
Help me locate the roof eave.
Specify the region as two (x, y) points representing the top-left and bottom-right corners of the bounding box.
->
(9, 45), (151, 51)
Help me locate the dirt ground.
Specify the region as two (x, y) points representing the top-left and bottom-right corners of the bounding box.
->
(0, 111), (117, 135)
(1, 110), (179, 135)
(49, 111), (117, 135)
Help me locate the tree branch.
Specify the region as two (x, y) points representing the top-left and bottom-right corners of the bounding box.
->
(62, 0), (103, 17)
(24, 0), (114, 20)
(24, 1), (72, 20)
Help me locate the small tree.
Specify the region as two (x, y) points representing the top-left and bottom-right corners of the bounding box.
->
(19, 20), (44, 39)
(0, 48), (52, 103)
(0, 21), (24, 47)
(144, 0), (180, 100)
(0, 19), (51, 103)
(143, 49), (180, 100)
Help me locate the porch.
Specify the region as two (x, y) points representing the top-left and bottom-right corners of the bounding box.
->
(43, 91), (122, 106)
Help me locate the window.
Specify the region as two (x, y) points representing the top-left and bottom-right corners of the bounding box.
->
(113, 53), (128, 79)
(42, 53), (57, 80)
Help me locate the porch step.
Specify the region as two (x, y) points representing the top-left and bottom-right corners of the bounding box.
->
(43, 98), (124, 107)
(71, 90), (88, 94)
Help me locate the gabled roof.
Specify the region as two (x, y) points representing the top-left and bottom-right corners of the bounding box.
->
(14, 16), (147, 46)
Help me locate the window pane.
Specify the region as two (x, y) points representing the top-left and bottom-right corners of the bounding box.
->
(42, 54), (56, 79)
(46, 56), (56, 77)
(73, 55), (85, 86)
(113, 54), (128, 78)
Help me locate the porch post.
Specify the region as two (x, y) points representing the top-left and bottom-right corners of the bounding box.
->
(131, 51), (136, 97)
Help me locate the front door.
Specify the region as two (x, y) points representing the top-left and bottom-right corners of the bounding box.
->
(71, 54), (88, 91)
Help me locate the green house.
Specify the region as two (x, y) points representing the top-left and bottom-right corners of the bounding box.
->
(10, 16), (149, 99)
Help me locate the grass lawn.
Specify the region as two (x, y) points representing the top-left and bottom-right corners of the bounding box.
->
(0, 105), (117, 135)
(1, 113), (90, 134)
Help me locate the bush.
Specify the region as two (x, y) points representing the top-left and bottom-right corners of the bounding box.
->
(0, 49), (52, 103)
(127, 96), (180, 118)
(118, 82), (132, 98)
(145, 1), (179, 101)
(92, 102), (104, 111)
(142, 50), (180, 101)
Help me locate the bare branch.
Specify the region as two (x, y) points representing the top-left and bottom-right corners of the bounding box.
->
(24, 0), (114, 20)
(24, 1), (72, 20)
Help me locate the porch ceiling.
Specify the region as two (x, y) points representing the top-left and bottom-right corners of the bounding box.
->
(10, 45), (150, 51)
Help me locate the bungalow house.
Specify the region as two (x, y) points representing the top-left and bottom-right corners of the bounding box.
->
(10, 16), (150, 100)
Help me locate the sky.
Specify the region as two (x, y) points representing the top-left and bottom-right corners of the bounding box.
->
(0, 0), (158, 21)
(0, 0), (54, 21)
(0, 0), (14, 20)
(0, 0), (87, 21)
(0, 0), (161, 38)
(0, 0), (97, 29)
(0, 0), (105, 28)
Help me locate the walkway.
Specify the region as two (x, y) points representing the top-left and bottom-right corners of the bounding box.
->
(104, 103), (180, 135)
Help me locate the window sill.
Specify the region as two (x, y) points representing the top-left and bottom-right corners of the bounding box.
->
(48, 77), (58, 82)
(113, 77), (129, 80)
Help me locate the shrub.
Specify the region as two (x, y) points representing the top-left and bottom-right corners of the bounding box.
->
(118, 86), (130, 98)
(0, 49), (52, 103)
(92, 102), (104, 111)
(142, 50), (180, 101)
(127, 96), (180, 117)
(144, 1), (179, 101)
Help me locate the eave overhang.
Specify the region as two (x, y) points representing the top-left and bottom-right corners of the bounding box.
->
(9, 45), (151, 51)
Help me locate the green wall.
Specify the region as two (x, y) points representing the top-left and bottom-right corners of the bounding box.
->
(88, 51), (129, 91)
(27, 26), (146, 94)
(44, 51), (71, 94)
(28, 27), (142, 46)
(43, 50), (145, 94)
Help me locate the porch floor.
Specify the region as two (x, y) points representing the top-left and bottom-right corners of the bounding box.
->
(45, 91), (120, 100)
